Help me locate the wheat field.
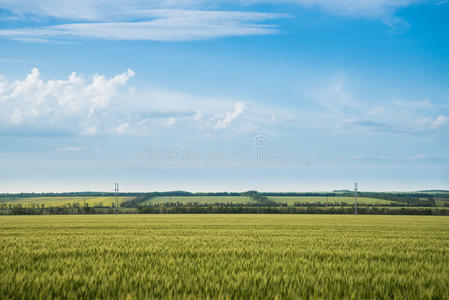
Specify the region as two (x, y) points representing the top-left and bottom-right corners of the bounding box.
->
(1, 196), (134, 208)
(0, 215), (448, 299)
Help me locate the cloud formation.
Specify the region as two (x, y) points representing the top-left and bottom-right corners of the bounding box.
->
(0, 0), (432, 20)
(55, 146), (84, 152)
(0, 68), (135, 135)
(408, 154), (441, 161)
(264, 0), (424, 18)
(0, 9), (283, 41)
(1, 68), (447, 138)
(430, 114), (449, 129)
(214, 102), (247, 129)
(0, 68), (259, 137)
(309, 74), (449, 135)
(0, 0), (440, 41)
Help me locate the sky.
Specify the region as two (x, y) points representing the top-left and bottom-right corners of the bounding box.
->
(0, 0), (448, 193)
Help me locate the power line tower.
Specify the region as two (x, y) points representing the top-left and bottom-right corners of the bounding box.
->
(114, 182), (119, 214)
(354, 182), (358, 215)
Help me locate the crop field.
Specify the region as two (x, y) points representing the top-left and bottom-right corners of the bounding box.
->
(1, 215), (448, 299)
(145, 195), (394, 206)
(435, 198), (449, 207)
(268, 196), (395, 206)
(144, 195), (253, 205)
(0, 196), (134, 208)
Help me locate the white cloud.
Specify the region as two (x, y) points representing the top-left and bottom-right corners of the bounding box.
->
(341, 108), (448, 135)
(214, 102), (247, 129)
(351, 154), (391, 160)
(409, 154), (426, 160)
(0, 9), (283, 41)
(193, 110), (203, 121)
(270, 0), (424, 18)
(10, 108), (22, 124)
(0, 68), (134, 133)
(311, 73), (359, 115)
(126, 89), (289, 136)
(3, 68), (444, 139)
(0, 69), (278, 137)
(116, 122), (129, 134)
(238, 122), (258, 134)
(309, 73), (449, 135)
(0, 0), (435, 41)
(408, 154), (441, 161)
(55, 146), (84, 152)
(165, 117), (177, 126)
(430, 114), (449, 129)
(393, 99), (431, 108)
(10, 37), (53, 43)
(80, 126), (97, 136)
(368, 105), (385, 115)
(0, 0), (432, 20)
(0, 1), (205, 20)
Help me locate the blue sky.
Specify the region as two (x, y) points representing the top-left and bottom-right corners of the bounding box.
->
(0, 0), (448, 192)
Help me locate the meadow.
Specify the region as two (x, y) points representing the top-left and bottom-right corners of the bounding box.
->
(143, 195), (396, 206)
(144, 195), (253, 205)
(435, 197), (449, 207)
(1, 215), (448, 299)
(268, 196), (395, 206)
(1, 196), (134, 208)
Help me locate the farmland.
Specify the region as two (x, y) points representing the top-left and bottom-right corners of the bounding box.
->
(435, 198), (449, 207)
(1, 215), (448, 299)
(0, 196), (134, 208)
(143, 195), (394, 206)
(144, 195), (253, 205)
(268, 196), (395, 206)
(1, 191), (448, 215)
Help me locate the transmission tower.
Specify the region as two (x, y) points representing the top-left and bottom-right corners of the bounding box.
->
(354, 182), (358, 215)
(114, 182), (119, 214)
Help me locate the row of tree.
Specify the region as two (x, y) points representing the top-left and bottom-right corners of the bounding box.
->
(137, 206), (449, 215)
(2, 205), (448, 216)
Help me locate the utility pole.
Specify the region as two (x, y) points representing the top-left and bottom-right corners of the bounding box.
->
(354, 182), (358, 215)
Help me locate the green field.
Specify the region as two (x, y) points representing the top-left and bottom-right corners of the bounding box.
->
(144, 195), (394, 206)
(0, 196), (134, 208)
(1, 215), (448, 299)
(144, 195), (253, 205)
(268, 196), (397, 206)
(435, 198), (449, 207)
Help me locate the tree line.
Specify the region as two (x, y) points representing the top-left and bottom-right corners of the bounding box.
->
(2, 205), (449, 215)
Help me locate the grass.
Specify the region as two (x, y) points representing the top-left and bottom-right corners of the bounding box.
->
(0, 215), (448, 299)
(268, 196), (396, 206)
(144, 196), (253, 205)
(144, 195), (395, 206)
(1, 196), (134, 208)
(435, 198), (449, 207)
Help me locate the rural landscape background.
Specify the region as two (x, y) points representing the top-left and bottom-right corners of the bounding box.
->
(1, 189), (449, 215)
(1, 0), (449, 299)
